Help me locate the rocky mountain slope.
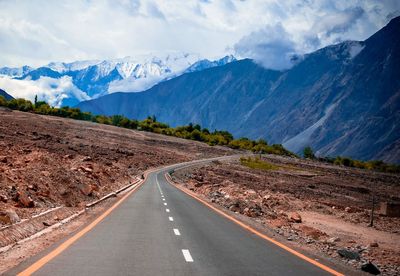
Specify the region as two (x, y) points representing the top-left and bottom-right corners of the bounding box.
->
(78, 16), (400, 163)
(0, 88), (13, 100)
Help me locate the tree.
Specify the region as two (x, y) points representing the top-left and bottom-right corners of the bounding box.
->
(34, 95), (38, 107)
(303, 146), (315, 159)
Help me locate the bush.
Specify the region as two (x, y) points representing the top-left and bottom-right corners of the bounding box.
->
(303, 146), (315, 159)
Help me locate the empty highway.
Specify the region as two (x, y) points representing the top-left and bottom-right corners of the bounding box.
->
(8, 157), (343, 276)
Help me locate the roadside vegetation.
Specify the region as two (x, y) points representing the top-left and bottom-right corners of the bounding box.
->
(1, 95), (399, 173)
(302, 146), (400, 173)
(240, 157), (278, 171)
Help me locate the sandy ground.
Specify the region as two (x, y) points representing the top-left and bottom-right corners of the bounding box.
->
(172, 156), (400, 275)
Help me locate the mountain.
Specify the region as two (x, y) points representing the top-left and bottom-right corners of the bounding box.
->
(0, 53), (236, 107)
(78, 16), (400, 163)
(184, 55), (236, 73)
(0, 88), (14, 100)
(0, 65), (33, 78)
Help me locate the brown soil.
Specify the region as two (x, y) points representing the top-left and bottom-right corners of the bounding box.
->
(172, 156), (400, 275)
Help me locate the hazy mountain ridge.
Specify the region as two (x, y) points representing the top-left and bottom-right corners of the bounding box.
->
(77, 17), (400, 163)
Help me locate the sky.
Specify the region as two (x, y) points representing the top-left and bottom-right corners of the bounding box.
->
(0, 0), (399, 70)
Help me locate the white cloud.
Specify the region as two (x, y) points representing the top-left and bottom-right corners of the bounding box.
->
(0, 0), (398, 69)
(234, 24), (297, 70)
(0, 76), (89, 107)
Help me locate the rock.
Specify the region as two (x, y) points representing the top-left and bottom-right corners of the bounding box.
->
(210, 191), (223, 198)
(0, 209), (20, 224)
(337, 249), (360, 260)
(17, 191), (35, 208)
(194, 182), (203, 188)
(369, 242), (379, 248)
(288, 212), (302, 223)
(79, 183), (93, 196)
(327, 237), (341, 244)
(81, 166), (93, 173)
(82, 156), (92, 161)
(0, 156), (7, 163)
(0, 194), (8, 202)
(345, 207), (352, 213)
(361, 262), (380, 275)
(42, 221), (51, 227)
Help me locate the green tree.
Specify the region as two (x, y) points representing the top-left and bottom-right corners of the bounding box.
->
(303, 146), (315, 159)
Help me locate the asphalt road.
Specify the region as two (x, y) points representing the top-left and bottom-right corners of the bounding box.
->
(8, 157), (340, 276)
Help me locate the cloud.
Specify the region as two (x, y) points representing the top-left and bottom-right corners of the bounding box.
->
(234, 24), (297, 70)
(0, 75), (89, 107)
(108, 75), (164, 93)
(0, 0), (398, 69)
(233, 1), (399, 70)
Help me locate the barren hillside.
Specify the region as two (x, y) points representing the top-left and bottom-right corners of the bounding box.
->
(0, 108), (234, 222)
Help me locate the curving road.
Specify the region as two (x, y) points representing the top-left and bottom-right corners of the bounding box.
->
(8, 157), (342, 276)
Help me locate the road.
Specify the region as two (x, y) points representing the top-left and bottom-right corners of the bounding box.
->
(8, 157), (342, 276)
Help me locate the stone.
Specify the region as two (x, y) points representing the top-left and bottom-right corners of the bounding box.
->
(79, 183), (93, 196)
(42, 221), (51, 227)
(337, 249), (360, 260)
(17, 191), (35, 208)
(369, 242), (379, 248)
(288, 212), (302, 223)
(0, 209), (20, 224)
(327, 237), (341, 244)
(345, 207), (352, 213)
(82, 156), (92, 162)
(0, 194), (8, 203)
(361, 262), (380, 275)
(0, 156), (7, 163)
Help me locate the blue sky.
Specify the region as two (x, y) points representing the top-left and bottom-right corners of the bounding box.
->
(0, 0), (399, 69)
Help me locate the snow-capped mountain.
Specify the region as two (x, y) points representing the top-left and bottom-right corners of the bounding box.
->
(0, 53), (235, 107)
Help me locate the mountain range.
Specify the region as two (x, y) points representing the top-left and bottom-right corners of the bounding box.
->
(0, 54), (236, 106)
(77, 16), (400, 163)
(0, 88), (13, 100)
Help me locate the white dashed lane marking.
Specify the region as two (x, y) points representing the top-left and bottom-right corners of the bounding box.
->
(173, 229), (181, 236)
(169, 217), (174, 221)
(182, 249), (194, 262)
(164, 203), (167, 206)
(166, 209), (170, 213)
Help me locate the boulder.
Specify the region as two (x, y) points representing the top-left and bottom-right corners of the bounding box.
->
(361, 262), (380, 275)
(337, 249), (360, 260)
(288, 212), (302, 223)
(0, 209), (20, 224)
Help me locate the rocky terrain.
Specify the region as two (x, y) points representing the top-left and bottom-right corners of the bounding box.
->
(0, 108), (234, 226)
(172, 156), (400, 275)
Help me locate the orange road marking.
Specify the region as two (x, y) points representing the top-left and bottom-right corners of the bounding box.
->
(165, 173), (345, 276)
(17, 176), (147, 276)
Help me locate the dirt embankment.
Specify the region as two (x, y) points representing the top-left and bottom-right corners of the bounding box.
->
(172, 156), (400, 276)
(0, 109), (234, 224)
